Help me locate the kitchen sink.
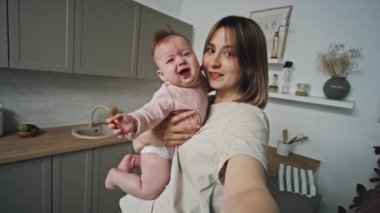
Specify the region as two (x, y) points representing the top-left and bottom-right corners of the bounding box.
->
(71, 124), (114, 140)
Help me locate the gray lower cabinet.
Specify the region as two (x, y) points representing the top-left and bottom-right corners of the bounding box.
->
(92, 143), (134, 213)
(0, 0), (8, 68)
(136, 6), (193, 80)
(52, 149), (93, 213)
(0, 142), (132, 213)
(0, 157), (52, 213)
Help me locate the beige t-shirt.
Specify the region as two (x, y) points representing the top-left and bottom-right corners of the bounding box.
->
(120, 102), (269, 213)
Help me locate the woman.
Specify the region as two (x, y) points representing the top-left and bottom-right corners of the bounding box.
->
(119, 15), (278, 213)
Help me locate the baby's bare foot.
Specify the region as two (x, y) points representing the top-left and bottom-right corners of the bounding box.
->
(105, 168), (117, 189)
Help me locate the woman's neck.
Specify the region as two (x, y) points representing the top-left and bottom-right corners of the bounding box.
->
(214, 90), (242, 104)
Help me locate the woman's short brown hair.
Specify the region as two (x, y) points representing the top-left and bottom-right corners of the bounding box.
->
(203, 16), (268, 109)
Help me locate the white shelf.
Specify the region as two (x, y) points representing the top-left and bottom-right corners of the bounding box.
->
(268, 59), (285, 65)
(269, 92), (355, 109)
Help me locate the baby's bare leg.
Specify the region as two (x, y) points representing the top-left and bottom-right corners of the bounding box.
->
(105, 154), (140, 189)
(116, 153), (171, 200)
(117, 154), (140, 172)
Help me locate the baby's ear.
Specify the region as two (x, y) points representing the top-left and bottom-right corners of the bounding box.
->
(157, 69), (166, 81)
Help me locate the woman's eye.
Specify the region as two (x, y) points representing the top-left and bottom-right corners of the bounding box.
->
(205, 48), (215, 55)
(224, 51), (235, 57)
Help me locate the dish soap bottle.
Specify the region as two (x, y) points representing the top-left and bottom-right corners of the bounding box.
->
(281, 61), (294, 94)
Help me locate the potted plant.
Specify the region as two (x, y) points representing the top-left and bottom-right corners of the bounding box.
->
(317, 43), (362, 100)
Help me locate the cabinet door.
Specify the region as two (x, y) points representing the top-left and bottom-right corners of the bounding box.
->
(0, 0), (8, 68)
(74, 0), (140, 78)
(136, 6), (193, 80)
(8, 0), (74, 72)
(0, 157), (52, 213)
(92, 142), (133, 213)
(52, 150), (93, 213)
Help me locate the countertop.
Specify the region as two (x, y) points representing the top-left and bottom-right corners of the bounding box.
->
(0, 124), (128, 165)
(0, 124), (321, 177)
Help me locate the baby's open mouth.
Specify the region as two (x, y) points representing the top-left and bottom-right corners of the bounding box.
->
(179, 68), (190, 76)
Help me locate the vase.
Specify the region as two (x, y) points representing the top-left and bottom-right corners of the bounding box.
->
(323, 77), (351, 100)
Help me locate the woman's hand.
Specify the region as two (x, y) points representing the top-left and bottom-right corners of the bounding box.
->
(133, 110), (200, 151)
(154, 110), (201, 146)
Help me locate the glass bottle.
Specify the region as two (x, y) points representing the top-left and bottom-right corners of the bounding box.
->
(271, 31), (280, 59)
(269, 74), (279, 92)
(282, 67), (292, 94)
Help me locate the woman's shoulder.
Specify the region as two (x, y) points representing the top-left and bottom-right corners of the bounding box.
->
(212, 102), (268, 128)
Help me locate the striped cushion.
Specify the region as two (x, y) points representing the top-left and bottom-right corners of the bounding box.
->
(278, 164), (317, 197)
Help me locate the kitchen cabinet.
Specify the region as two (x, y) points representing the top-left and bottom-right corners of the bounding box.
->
(92, 143), (135, 213)
(0, 142), (132, 213)
(5, 0), (193, 79)
(8, 0), (75, 72)
(73, 0), (140, 78)
(52, 149), (93, 213)
(136, 6), (193, 80)
(0, 157), (52, 213)
(0, 0), (8, 68)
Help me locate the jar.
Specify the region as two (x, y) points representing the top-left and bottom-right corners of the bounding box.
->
(295, 83), (311, 96)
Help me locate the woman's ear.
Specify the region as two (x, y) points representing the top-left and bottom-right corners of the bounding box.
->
(157, 69), (167, 81)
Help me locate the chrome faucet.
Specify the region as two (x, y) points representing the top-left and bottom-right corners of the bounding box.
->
(89, 105), (109, 127)
(89, 105), (119, 127)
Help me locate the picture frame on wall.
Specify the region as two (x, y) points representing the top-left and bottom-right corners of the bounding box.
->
(250, 5), (293, 60)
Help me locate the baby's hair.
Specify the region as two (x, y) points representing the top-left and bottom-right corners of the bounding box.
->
(151, 29), (191, 57)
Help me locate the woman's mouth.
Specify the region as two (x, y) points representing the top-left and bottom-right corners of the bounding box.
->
(208, 72), (223, 80)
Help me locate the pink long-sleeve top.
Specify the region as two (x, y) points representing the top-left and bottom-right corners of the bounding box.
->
(129, 79), (209, 139)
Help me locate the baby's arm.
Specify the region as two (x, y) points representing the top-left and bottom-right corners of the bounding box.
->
(107, 113), (138, 139)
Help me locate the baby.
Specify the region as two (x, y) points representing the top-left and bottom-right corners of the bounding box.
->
(105, 30), (208, 200)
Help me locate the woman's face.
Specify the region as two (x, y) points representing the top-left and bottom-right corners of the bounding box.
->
(202, 27), (242, 101)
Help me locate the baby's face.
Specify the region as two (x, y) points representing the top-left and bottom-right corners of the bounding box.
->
(154, 35), (201, 87)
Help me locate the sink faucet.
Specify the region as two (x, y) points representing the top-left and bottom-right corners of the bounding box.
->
(89, 105), (119, 127)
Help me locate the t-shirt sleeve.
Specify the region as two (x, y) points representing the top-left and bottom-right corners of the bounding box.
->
(217, 107), (269, 177)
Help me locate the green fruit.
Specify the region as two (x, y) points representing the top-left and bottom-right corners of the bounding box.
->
(17, 124), (38, 132)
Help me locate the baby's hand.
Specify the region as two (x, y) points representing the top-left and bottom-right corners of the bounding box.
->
(107, 114), (137, 139)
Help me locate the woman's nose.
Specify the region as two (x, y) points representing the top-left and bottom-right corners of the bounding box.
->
(209, 54), (221, 68)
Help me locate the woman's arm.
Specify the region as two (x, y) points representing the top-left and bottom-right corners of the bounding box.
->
(221, 155), (279, 213)
(132, 110), (200, 151)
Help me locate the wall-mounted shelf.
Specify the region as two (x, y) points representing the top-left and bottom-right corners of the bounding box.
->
(269, 92), (355, 109)
(268, 59), (285, 65)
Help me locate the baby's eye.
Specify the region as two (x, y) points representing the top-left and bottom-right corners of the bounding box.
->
(166, 58), (174, 64)
(182, 51), (191, 57)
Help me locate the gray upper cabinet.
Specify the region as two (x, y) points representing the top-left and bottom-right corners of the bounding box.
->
(136, 6), (193, 80)
(0, 0), (8, 68)
(8, 0), (75, 72)
(0, 157), (52, 213)
(74, 0), (140, 78)
(6, 0), (192, 78)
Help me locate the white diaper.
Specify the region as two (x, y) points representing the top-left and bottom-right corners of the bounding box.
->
(140, 145), (172, 160)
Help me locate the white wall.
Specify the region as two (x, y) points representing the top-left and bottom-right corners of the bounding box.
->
(177, 0), (380, 212)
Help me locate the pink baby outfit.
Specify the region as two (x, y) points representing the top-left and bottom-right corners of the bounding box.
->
(129, 78), (209, 159)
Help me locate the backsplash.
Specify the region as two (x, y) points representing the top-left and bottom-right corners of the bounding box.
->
(0, 68), (161, 132)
